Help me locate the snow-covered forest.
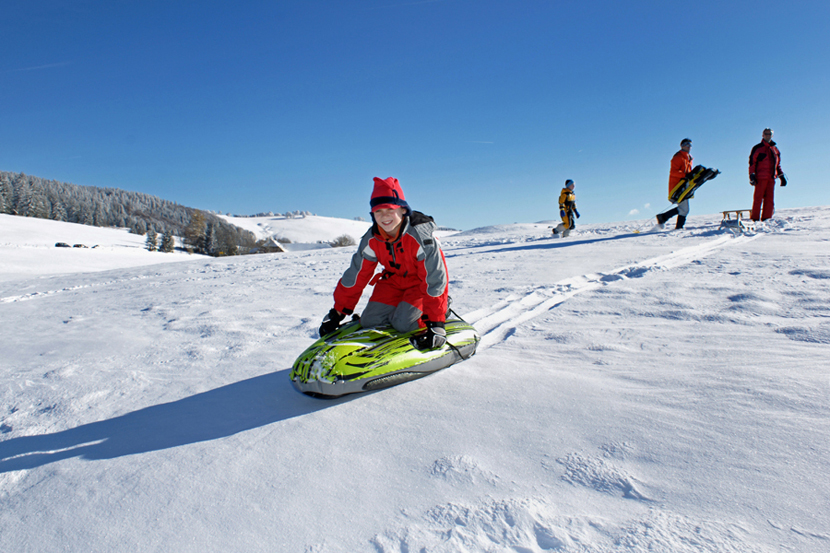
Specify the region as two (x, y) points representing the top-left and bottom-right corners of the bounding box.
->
(0, 171), (255, 255)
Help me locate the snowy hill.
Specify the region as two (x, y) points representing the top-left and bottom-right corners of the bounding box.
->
(217, 213), (373, 250)
(1, 208), (829, 552)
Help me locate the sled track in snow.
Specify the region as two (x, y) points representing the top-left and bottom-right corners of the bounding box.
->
(465, 234), (760, 351)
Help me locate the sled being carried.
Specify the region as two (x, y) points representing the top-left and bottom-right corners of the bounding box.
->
(290, 318), (480, 398)
(669, 165), (720, 204)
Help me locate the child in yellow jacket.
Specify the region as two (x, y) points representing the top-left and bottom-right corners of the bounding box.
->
(553, 179), (580, 237)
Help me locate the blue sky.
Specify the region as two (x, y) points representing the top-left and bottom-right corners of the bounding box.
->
(2, 0), (828, 230)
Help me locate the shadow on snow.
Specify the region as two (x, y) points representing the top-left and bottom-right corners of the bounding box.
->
(0, 370), (340, 473)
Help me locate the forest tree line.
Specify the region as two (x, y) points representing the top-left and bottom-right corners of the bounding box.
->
(1, 171), (257, 256)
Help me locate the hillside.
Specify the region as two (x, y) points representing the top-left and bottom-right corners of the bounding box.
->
(1, 207), (829, 552)
(218, 213), (373, 251)
(1, 171), (256, 255)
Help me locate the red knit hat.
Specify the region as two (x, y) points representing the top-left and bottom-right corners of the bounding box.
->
(370, 177), (410, 213)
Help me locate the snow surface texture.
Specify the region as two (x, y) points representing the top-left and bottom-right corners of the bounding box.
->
(1, 208), (829, 552)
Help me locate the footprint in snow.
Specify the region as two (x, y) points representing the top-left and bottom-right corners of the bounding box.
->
(776, 324), (830, 345)
(428, 454), (499, 486)
(553, 451), (651, 501)
(371, 497), (592, 552)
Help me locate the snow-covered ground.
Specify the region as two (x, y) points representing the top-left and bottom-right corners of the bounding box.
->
(0, 214), (194, 281)
(1, 207), (829, 552)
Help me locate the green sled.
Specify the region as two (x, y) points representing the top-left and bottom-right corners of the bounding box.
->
(290, 318), (480, 398)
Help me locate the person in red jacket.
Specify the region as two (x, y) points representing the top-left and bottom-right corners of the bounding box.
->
(656, 138), (694, 229)
(318, 177), (449, 350)
(749, 128), (787, 221)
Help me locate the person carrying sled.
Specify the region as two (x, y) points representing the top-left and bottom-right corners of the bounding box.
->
(318, 177), (449, 350)
(657, 138), (694, 229)
(553, 179), (580, 237)
(749, 128), (786, 221)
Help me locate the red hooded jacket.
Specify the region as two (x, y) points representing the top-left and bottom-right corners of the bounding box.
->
(749, 140), (782, 181)
(333, 212), (449, 323)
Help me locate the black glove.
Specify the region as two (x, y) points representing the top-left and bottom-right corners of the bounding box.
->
(779, 173), (787, 187)
(318, 308), (345, 337)
(574, 209), (580, 219)
(749, 173), (756, 186)
(413, 321), (447, 350)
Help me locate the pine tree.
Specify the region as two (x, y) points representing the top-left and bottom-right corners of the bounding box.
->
(51, 202), (68, 221)
(11, 175), (32, 216)
(80, 206), (94, 226)
(0, 174), (13, 214)
(203, 221), (217, 256)
(145, 230), (158, 251)
(160, 231), (176, 253)
(30, 190), (49, 219)
(131, 219), (147, 235)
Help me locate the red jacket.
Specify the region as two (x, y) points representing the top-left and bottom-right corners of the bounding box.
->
(668, 150), (693, 194)
(749, 140), (782, 180)
(333, 212), (448, 323)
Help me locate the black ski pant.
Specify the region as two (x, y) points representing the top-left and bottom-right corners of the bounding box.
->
(658, 207), (679, 224)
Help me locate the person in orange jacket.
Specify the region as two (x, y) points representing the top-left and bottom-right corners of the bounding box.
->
(318, 177), (449, 350)
(749, 128), (786, 221)
(657, 138), (693, 229)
